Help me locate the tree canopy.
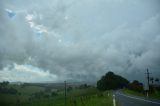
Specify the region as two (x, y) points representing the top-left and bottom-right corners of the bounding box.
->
(128, 80), (143, 92)
(97, 72), (129, 91)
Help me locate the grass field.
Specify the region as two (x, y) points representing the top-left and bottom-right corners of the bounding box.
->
(0, 83), (119, 106)
(123, 89), (160, 100)
(23, 90), (113, 106)
(0, 85), (43, 106)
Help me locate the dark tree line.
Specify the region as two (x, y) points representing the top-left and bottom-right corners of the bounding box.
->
(128, 80), (143, 92)
(97, 72), (160, 92)
(0, 87), (17, 94)
(0, 81), (9, 87)
(0, 81), (17, 94)
(150, 77), (159, 84)
(97, 72), (129, 91)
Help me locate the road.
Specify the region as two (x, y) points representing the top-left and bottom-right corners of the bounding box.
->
(114, 91), (160, 106)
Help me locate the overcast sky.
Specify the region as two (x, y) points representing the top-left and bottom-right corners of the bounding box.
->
(0, 0), (160, 83)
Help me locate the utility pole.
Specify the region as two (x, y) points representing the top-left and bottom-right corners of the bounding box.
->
(145, 68), (151, 97)
(146, 69), (150, 88)
(64, 81), (67, 106)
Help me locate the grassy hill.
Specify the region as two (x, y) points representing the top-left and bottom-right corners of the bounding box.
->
(0, 83), (119, 106)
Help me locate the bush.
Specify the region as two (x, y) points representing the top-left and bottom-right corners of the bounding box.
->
(0, 86), (17, 94)
(79, 84), (90, 89)
(33, 91), (45, 99)
(51, 91), (58, 97)
(156, 86), (160, 91)
(97, 92), (104, 97)
(44, 87), (52, 92)
(128, 80), (143, 92)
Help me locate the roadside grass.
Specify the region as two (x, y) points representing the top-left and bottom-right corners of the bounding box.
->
(149, 90), (160, 100)
(0, 84), (121, 106)
(0, 94), (29, 106)
(123, 89), (145, 97)
(23, 89), (115, 106)
(123, 89), (160, 100)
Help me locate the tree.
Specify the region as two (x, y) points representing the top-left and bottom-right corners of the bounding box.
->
(0, 81), (9, 87)
(0, 87), (17, 94)
(150, 77), (154, 84)
(97, 71), (129, 91)
(128, 80), (143, 92)
(79, 84), (90, 89)
(67, 86), (73, 92)
(51, 91), (58, 97)
(155, 78), (159, 83)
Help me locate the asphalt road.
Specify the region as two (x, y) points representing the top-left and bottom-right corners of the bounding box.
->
(114, 91), (160, 106)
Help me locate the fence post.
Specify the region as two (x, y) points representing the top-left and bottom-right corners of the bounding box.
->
(113, 94), (116, 106)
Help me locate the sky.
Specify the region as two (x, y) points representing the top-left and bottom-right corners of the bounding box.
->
(0, 0), (160, 83)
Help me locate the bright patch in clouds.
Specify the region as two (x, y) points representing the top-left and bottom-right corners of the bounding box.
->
(25, 14), (48, 39)
(26, 14), (34, 21)
(0, 64), (57, 82)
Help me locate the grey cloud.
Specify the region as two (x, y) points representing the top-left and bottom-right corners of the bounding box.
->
(0, 0), (160, 82)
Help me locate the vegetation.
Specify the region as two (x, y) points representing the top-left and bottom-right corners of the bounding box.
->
(23, 89), (114, 106)
(0, 81), (118, 106)
(123, 80), (160, 100)
(3, 71), (159, 106)
(123, 88), (160, 100)
(0, 81), (18, 94)
(97, 72), (129, 91)
(128, 80), (143, 93)
(97, 71), (160, 101)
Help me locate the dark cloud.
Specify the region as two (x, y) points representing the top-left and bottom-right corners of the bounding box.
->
(0, 0), (160, 82)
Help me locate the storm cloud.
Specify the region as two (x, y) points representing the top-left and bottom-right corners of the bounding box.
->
(0, 0), (160, 82)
